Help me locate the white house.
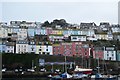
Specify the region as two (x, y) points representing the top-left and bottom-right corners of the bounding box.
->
(71, 35), (86, 41)
(113, 32), (120, 41)
(0, 26), (8, 38)
(16, 40), (28, 54)
(107, 30), (113, 40)
(104, 47), (116, 61)
(6, 42), (15, 53)
(36, 44), (53, 55)
(49, 35), (64, 42)
(111, 24), (120, 33)
(28, 41), (36, 53)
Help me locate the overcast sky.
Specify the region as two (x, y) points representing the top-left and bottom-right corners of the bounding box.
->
(0, 0), (119, 25)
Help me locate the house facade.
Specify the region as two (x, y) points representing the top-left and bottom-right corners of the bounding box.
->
(93, 47), (104, 59)
(53, 42), (90, 57)
(71, 35), (86, 41)
(5, 42), (15, 53)
(18, 28), (28, 40)
(36, 44), (53, 55)
(16, 40), (28, 54)
(117, 50), (120, 61)
(27, 27), (35, 37)
(28, 40), (36, 53)
(0, 39), (2, 53)
(95, 33), (108, 40)
(0, 26), (8, 38)
(104, 47), (116, 61)
(49, 34), (64, 42)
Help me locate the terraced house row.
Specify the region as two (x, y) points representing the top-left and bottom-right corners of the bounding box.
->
(0, 21), (120, 61)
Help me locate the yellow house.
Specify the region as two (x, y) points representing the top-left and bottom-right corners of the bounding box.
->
(52, 29), (63, 35)
(36, 45), (44, 54)
(96, 32), (108, 40)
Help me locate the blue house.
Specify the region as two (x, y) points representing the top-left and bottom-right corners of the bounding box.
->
(2, 41), (6, 53)
(35, 28), (41, 35)
(40, 27), (47, 35)
(12, 27), (19, 33)
(0, 39), (2, 53)
(28, 27), (35, 37)
(117, 50), (120, 61)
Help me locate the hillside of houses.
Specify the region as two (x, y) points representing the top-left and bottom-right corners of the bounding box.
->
(0, 20), (120, 61)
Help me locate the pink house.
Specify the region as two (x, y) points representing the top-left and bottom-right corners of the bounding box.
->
(53, 42), (91, 58)
(46, 28), (53, 35)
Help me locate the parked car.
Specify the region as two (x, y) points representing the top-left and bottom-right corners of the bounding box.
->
(27, 69), (35, 72)
(40, 68), (46, 72)
(2, 68), (6, 72)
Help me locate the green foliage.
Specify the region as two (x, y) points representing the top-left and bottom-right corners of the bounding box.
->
(42, 19), (68, 28)
(2, 53), (120, 73)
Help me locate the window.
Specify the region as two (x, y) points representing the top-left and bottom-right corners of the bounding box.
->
(107, 54), (109, 56)
(76, 45), (79, 50)
(69, 46), (72, 49)
(39, 52), (41, 54)
(64, 46), (66, 48)
(19, 49), (20, 51)
(109, 57), (111, 60)
(46, 49), (48, 51)
(73, 37), (77, 39)
(112, 54), (114, 56)
(47, 53), (49, 55)
(43, 52), (45, 54)
(7, 50), (9, 52)
(111, 51), (113, 53)
(39, 49), (41, 51)
(24, 49), (26, 52)
(30, 42), (33, 44)
(31, 48), (34, 51)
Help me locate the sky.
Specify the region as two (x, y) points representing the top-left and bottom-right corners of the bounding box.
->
(0, 0), (119, 25)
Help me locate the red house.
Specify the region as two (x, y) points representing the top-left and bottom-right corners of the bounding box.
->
(53, 42), (91, 58)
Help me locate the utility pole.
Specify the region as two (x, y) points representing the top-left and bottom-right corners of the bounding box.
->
(65, 55), (67, 72)
(32, 60), (34, 69)
(98, 58), (100, 74)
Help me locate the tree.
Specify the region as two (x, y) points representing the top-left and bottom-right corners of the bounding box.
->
(50, 19), (68, 28)
(42, 21), (50, 27)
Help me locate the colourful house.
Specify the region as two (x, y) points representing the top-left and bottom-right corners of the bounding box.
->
(93, 47), (104, 59)
(27, 27), (35, 37)
(117, 50), (120, 61)
(36, 43), (53, 55)
(53, 42), (90, 58)
(51, 29), (63, 35)
(95, 32), (108, 40)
